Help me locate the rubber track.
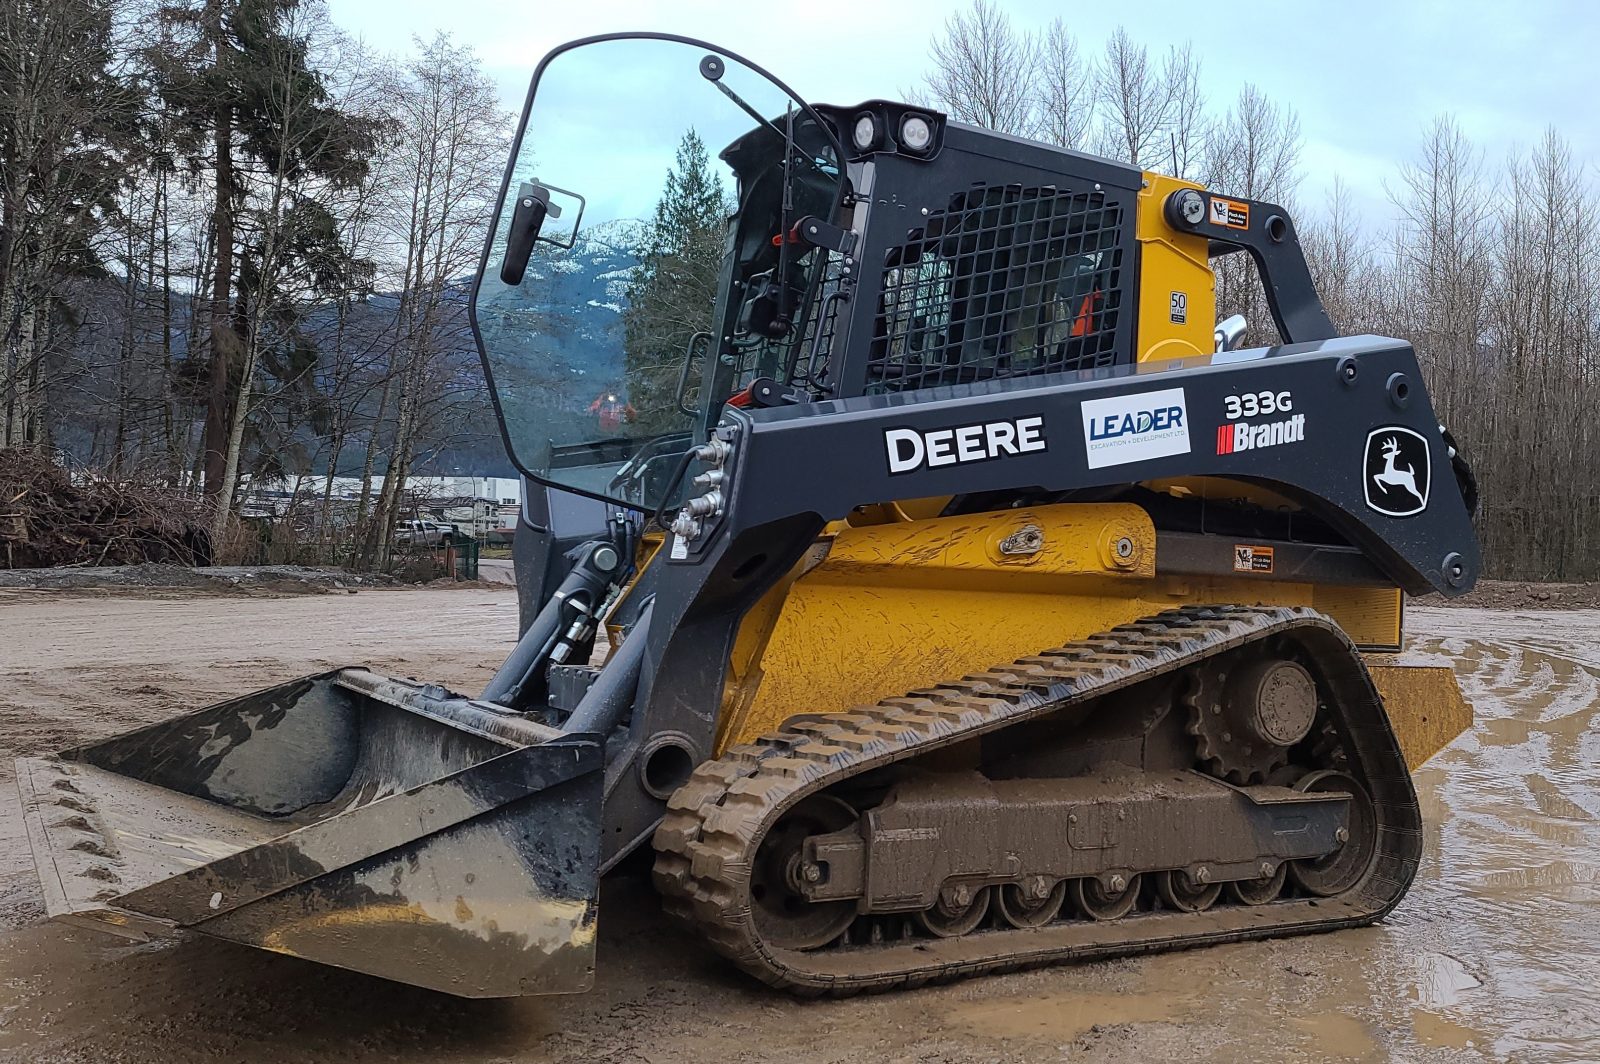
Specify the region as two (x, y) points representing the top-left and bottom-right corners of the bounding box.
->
(651, 605), (1423, 994)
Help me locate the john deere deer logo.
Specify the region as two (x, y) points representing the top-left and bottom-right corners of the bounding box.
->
(1363, 427), (1430, 518)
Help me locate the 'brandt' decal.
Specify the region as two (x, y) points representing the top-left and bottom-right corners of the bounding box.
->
(1218, 389), (1304, 454)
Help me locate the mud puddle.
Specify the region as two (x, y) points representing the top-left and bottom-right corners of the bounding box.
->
(0, 595), (1596, 1062)
(947, 986), (1198, 1043)
(1391, 607), (1600, 1062)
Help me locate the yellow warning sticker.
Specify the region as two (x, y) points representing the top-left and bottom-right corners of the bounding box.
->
(1233, 544), (1274, 574)
(1209, 197), (1250, 230)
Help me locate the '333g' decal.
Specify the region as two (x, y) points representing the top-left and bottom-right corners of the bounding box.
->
(1224, 390), (1292, 419)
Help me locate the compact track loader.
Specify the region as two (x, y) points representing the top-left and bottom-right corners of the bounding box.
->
(17, 33), (1480, 997)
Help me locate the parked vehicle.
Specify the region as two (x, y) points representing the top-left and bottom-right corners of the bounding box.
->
(393, 519), (455, 546)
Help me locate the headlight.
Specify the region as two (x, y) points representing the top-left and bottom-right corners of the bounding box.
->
(852, 112), (879, 152)
(899, 113), (934, 153)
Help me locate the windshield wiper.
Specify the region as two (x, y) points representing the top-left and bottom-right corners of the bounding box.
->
(699, 54), (785, 139)
(698, 54), (827, 178)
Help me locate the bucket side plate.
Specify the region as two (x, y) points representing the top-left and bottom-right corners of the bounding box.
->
(198, 749), (604, 997)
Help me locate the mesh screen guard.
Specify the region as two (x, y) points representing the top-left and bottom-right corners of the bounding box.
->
(868, 184), (1126, 392)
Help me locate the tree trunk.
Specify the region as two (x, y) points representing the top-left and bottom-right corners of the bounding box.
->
(202, 1), (235, 504)
(318, 428), (343, 541)
(27, 304), (48, 452)
(112, 208), (137, 476)
(355, 371), (391, 526)
(16, 304), (36, 449)
(210, 336), (255, 546)
(0, 274), (16, 450)
(157, 170), (181, 485)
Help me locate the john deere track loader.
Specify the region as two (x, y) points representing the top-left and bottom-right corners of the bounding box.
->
(17, 33), (1481, 997)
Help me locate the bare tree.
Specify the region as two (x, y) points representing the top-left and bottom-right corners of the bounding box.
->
(1204, 84), (1303, 345)
(1033, 17), (1093, 149)
(923, 0), (1037, 135)
(1093, 28), (1175, 166)
(1473, 129), (1599, 576)
(1386, 116), (1494, 420)
(363, 33), (507, 561)
(1203, 85), (1301, 201)
(304, 44), (396, 539)
(1163, 44), (1206, 179)
(1300, 177), (1385, 334)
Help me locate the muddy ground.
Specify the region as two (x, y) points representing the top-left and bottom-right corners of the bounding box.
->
(0, 589), (1596, 1063)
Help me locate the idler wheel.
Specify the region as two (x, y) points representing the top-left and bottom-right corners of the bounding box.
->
(1287, 769), (1378, 897)
(749, 794), (859, 950)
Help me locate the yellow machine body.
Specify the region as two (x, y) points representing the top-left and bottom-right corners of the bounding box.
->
(690, 179), (1469, 768)
(1135, 172), (1218, 364)
(704, 501), (1467, 770)
(596, 186), (1471, 778)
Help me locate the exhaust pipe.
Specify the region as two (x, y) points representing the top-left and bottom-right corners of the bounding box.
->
(1214, 314), (1248, 353)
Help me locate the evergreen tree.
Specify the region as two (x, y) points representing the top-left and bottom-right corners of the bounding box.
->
(142, 0), (377, 512)
(622, 129), (728, 433)
(0, 0), (140, 450)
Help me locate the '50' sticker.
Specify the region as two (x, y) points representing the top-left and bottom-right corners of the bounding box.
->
(1225, 390), (1292, 420)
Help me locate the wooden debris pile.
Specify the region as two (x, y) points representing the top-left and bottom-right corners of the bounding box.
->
(0, 450), (212, 568)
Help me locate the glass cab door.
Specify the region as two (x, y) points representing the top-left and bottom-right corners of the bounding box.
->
(471, 35), (839, 511)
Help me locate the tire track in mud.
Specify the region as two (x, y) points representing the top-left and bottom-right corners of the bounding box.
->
(0, 594), (1598, 1062)
(1403, 608), (1600, 1061)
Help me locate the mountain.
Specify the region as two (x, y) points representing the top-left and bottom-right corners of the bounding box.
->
(480, 217), (645, 387)
(46, 219), (651, 480)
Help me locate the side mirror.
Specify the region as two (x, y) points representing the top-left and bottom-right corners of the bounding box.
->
(499, 182), (557, 285)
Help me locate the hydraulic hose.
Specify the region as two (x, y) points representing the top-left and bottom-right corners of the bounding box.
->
(563, 600), (654, 736)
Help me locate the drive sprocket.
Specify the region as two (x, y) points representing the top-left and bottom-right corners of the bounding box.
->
(1184, 654), (1320, 783)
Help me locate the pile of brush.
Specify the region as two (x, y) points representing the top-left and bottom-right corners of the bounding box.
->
(0, 450), (212, 568)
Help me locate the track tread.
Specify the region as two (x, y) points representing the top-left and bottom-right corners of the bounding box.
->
(651, 604), (1422, 993)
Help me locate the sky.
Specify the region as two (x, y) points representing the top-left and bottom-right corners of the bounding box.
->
(324, 0), (1597, 229)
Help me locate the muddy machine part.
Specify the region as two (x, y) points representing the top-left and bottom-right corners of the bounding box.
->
(654, 606), (1417, 992)
(17, 671), (603, 997)
(17, 31), (1484, 999)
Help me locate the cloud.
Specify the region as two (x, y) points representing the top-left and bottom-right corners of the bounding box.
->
(327, 0), (1594, 232)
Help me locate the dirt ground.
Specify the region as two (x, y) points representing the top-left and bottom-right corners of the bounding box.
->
(0, 563), (400, 595)
(1431, 578), (1600, 610)
(1, 589), (1596, 1063)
